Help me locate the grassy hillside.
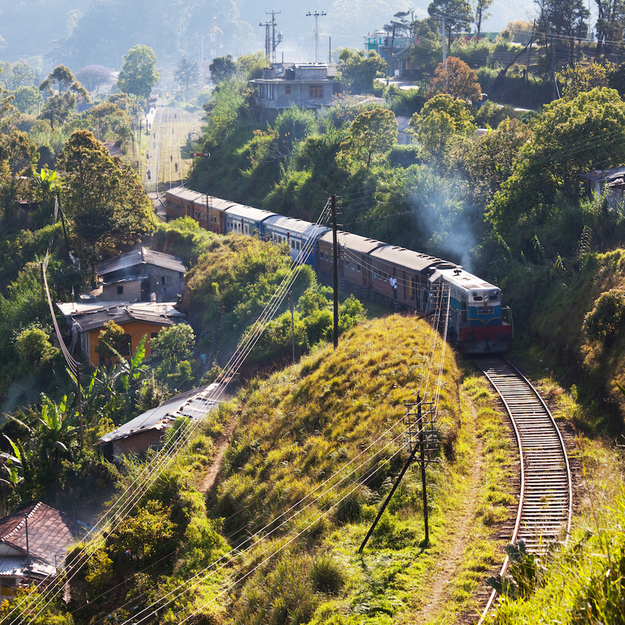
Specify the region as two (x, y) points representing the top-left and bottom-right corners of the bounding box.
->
(206, 315), (515, 624)
(28, 314), (516, 624)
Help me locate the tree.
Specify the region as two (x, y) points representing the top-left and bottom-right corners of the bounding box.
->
(594, 0), (625, 57)
(486, 87), (625, 248)
(428, 0), (473, 50)
(12, 86), (42, 114)
(557, 61), (614, 99)
(339, 107), (397, 169)
(5, 63), (37, 90)
(209, 56), (236, 83)
(95, 320), (127, 363)
(410, 93), (475, 163)
(57, 130), (155, 273)
(174, 56), (199, 100)
(39, 65), (87, 100)
(429, 56), (481, 101)
(535, 0), (589, 61)
(462, 117), (532, 207)
(409, 18), (443, 74)
(337, 49), (387, 94)
(117, 45), (159, 101)
(474, 0), (495, 39)
(75, 65), (112, 94)
(150, 323), (195, 367)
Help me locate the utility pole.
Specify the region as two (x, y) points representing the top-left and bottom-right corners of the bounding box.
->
(441, 15), (447, 63)
(259, 19), (271, 59)
(266, 10), (282, 63)
(331, 194), (339, 350)
(306, 10), (327, 62)
(289, 291), (295, 363)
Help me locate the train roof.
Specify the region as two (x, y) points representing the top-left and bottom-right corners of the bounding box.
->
(264, 215), (330, 237)
(224, 203), (275, 222)
(370, 245), (449, 272)
(319, 230), (385, 254)
(431, 267), (498, 291)
(166, 186), (204, 203)
(203, 197), (237, 211)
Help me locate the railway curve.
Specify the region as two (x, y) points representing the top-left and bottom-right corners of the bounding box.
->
(475, 357), (573, 620)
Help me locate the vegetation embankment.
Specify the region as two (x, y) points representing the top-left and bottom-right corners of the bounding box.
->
(4, 314), (517, 623)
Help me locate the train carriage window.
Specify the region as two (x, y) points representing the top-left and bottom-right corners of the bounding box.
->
(473, 295), (483, 301)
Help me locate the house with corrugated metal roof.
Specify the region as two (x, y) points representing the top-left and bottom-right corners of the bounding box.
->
(57, 301), (185, 366)
(0, 503), (86, 598)
(97, 383), (221, 459)
(96, 247), (186, 303)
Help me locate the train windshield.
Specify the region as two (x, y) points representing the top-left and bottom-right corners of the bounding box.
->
(470, 289), (500, 304)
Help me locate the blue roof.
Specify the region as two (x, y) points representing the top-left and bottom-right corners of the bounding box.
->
(225, 204), (275, 223)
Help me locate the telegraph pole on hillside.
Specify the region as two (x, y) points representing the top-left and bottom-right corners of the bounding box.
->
(259, 19), (271, 59)
(332, 194), (339, 350)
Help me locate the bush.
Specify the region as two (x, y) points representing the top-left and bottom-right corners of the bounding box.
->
(310, 553), (346, 595)
(583, 289), (625, 343)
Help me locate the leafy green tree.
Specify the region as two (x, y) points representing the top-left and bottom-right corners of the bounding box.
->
(462, 117), (532, 207)
(409, 18), (443, 74)
(4, 62), (37, 90)
(428, 0), (473, 49)
(95, 320), (126, 363)
(117, 45), (159, 101)
(410, 94), (475, 163)
(429, 56), (481, 102)
(57, 130), (155, 273)
(39, 65), (88, 100)
(557, 61), (614, 99)
(12, 86), (43, 114)
(15, 326), (59, 368)
(535, 0), (589, 60)
(174, 56), (199, 100)
(339, 107), (397, 169)
(486, 87), (625, 249)
(151, 323), (195, 365)
(337, 49), (387, 94)
(209, 55), (236, 83)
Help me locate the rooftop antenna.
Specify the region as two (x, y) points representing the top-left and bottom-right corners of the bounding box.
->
(306, 10), (327, 62)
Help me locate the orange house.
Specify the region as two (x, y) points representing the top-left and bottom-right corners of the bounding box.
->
(57, 301), (185, 366)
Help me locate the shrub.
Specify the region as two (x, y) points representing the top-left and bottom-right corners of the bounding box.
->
(583, 289), (625, 343)
(310, 553), (346, 595)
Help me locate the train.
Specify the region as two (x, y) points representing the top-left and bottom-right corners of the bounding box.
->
(165, 187), (513, 354)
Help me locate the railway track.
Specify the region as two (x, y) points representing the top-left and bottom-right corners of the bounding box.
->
(474, 357), (572, 619)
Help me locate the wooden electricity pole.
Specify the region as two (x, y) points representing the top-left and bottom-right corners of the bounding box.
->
(332, 194), (338, 350)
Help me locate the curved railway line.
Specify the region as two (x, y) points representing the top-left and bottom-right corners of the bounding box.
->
(475, 357), (573, 620)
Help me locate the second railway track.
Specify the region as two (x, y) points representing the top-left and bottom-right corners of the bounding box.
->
(475, 357), (573, 618)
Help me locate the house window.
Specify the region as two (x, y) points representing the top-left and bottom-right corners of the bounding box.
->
(309, 85), (323, 98)
(356, 263), (361, 272)
(285, 85), (291, 95)
(161, 276), (167, 286)
(346, 260), (351, 269)
(117, 285), (124, 295)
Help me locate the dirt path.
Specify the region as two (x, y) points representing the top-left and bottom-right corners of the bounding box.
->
(413, 409), (485, 623)
(198, 420), (236, 494)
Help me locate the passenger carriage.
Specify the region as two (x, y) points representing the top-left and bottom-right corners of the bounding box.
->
(264, 215), (330, 267)
(369, 246), (450, 312)
(317, 231), (384, 294)
(165, 187), (205, 225)
(224, 204), (274, 237)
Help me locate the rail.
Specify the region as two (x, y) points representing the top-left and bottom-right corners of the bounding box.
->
(474, 358), (572, 622)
